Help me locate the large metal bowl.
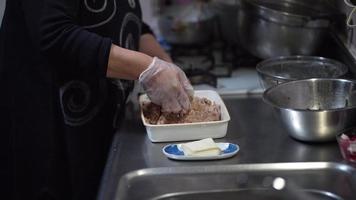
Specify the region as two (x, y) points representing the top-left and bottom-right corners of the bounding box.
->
(256, 56), (348, 89)
(263, 78), (356, 142)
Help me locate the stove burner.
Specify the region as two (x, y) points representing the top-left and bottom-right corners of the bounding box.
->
(174, 56), (214, 72)
(185, 69), (217, 88)
(168, 41), (260, 87)
(170, 43), (215, 58)
(171, 44), (215, 71)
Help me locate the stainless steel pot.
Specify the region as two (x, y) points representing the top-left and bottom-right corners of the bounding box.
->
(238, 0), (339, 59)
(158, 2), (216, 45)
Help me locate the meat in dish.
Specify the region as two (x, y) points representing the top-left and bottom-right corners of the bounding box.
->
(141, 97), (221, 125)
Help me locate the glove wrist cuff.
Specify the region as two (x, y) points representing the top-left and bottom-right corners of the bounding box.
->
(139, 56), (158, 82)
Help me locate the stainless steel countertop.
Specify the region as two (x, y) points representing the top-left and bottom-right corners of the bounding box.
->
(98, 94), (352, 200)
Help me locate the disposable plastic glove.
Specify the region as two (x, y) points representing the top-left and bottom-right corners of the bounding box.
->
(139, 57), (194, 113)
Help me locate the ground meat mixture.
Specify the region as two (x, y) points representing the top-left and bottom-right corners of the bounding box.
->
(142, 97), (221, 125)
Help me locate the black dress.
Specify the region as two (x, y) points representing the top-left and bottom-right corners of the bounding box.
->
(0, 0), (152, 199)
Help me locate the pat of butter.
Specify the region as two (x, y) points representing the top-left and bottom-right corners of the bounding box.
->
(181, 138), (221, 156)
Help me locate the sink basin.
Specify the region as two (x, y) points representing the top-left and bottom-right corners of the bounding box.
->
(115, 162), (356, 200)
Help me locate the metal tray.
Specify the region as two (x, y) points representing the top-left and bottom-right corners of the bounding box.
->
(116, 162), (356, 200)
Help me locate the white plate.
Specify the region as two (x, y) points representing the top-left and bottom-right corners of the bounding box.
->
(162, 142), (239, 161)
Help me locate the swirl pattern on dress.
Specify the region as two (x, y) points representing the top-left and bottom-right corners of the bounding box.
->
(82, 0), (117, 29)
(60, 80), (106, 126)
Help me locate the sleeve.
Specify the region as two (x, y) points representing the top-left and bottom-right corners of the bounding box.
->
(21, 0), (112, 78)
(141, 22), (154, 36)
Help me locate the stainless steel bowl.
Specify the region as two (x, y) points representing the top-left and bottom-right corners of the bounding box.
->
(256, 56), (348, 89)
(263, 79), (356, 142)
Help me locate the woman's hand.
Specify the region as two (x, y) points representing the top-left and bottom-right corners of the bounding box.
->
(139, 57), (194, 114)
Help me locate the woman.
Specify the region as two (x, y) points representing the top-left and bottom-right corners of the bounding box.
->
(0, 0), (193, 199)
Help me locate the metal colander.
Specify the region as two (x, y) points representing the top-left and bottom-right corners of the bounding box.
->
(256, 56), (348, 89)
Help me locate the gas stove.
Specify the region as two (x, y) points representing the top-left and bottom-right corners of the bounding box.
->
(169, 41), (264, 96)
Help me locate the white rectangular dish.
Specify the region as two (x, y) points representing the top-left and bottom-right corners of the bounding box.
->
(139, 90), (231, 142)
